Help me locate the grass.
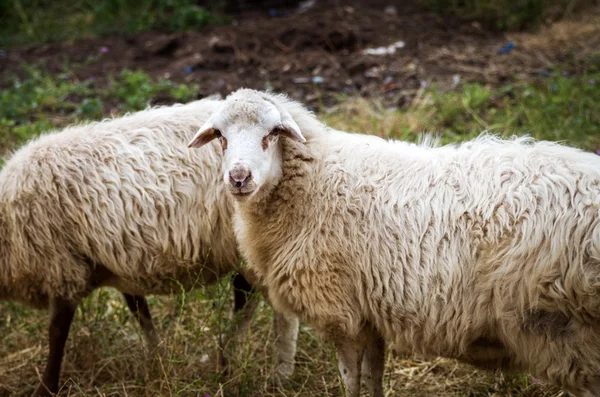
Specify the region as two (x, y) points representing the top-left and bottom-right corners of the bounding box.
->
(0, 0), (227, 47)
(325, 71), (600, 153)
(419, 0), (600, 31)
(0, 65), (198, 159)
(0, 63), (598, 396)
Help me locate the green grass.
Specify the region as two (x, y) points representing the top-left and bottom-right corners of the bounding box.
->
(324, 71), (600, 153)
(0, 0), (228, 47)
(0, 65), (198, 156)
(419, 0), (599, 31)
(0, 63), (598, 396)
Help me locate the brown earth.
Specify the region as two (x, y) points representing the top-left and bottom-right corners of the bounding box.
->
(1, 0), (599, 108)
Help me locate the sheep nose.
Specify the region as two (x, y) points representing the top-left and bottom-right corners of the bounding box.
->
(229, 167), (252, 189)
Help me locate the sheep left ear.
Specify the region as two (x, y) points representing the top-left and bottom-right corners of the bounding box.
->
(279, 108), (306, 143)
(188, 120), (216, 148)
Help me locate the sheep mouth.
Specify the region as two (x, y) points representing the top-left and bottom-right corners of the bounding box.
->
(230, 189), (255, 199)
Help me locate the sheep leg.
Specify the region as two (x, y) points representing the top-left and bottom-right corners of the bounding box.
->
(123, 293), (160, 349)
(273, 311), (299, 378)
(361, 327), (385, 397)
(218, 273), (259, 372)
(33, 297), (77, 397)
(336, 339), (365, 397)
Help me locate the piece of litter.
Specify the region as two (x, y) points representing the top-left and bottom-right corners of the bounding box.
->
(384, 5), (397, 15)
(362, 41), (405, 56)
(312, 76), (324, 84)
(496, 42), (514, 54)
(296, 0), (316, 14)
(452, 74), (461, 87)
(293, 77), (310, 84)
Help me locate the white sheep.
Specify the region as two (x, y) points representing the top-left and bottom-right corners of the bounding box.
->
(188, 88), (600, 397)
(0, 99), (299, 397)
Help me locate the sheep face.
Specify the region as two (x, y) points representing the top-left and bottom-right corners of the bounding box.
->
(188, 90), (305, 200)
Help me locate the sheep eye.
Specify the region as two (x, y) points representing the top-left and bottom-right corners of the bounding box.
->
(270, 127), (282, 136)
(214, 129), (222, 138)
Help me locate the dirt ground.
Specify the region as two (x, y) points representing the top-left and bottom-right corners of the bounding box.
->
(2, 0), (599, 108)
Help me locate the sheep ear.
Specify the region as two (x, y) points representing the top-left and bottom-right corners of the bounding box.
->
(188, 121), (217, 148)
(279, 109), (306, 143)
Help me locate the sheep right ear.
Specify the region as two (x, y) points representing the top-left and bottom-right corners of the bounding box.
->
(188, 121), (217, 148)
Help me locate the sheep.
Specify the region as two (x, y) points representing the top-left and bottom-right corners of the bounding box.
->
(188, 88), (600, 397)
(0, 99), (299, 397)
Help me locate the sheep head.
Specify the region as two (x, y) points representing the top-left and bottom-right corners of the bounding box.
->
(188, 89), (305, 200)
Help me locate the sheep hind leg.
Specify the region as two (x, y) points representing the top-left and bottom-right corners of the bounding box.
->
(123, 294), (160, 350)
(336, 339), (366, 397)
(32, 297), (77, 397)
(218, 273), (259, 372)
(361, 326), (385, 397)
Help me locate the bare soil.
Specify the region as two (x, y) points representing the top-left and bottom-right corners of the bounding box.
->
(2, 0), (598, 108)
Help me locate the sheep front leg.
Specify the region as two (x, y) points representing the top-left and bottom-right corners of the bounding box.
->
(273, 311), (299, 378)
(33, 297), (77, 397)
(361, 326), (385, 397)
(336, 339), (365, 397)
(123, 294), (160, 350)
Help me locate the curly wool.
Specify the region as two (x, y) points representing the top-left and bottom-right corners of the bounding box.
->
(0, 99), (241, 307)
(233, 92), (600, 393)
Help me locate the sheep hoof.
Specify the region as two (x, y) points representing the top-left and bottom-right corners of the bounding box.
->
(273, 361), (294, 379)
(31, 385), (54, 397)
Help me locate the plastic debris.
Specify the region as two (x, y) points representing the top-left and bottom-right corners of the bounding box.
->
(384, 5), (397, 15)
(537, 70), (552, 77)
(312, 76), (324, 84)
(496, 42), (514, 54)
(452, 74), (461, 87)
(296, 0), (316, 14)
(269, 8), (292, 17)
(362, 41), (405, 56)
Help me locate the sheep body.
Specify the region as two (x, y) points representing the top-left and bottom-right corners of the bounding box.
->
(0, 99), (298, 396)
(196, 90), (600, 396)
(0, 100), (236, 304)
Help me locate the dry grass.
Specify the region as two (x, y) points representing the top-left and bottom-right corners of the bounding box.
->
(0, 283), (566, 397)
